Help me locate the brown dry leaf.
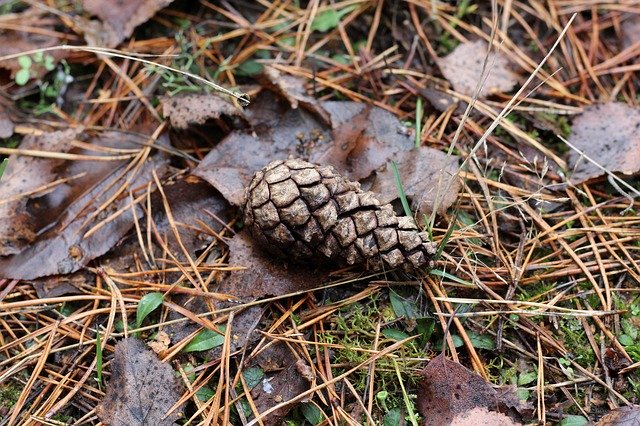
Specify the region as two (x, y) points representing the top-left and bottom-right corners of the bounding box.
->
(0, 136), (168, 280)
(567, 102), (640, 184)
(596, 405), (640, 425)
(161, 93), (245, 129)
(438, 40), (518, 97)
(96, 338), (184, 425)
(81, 0), (174, 48)
(0, 10), (66, 76)
(249, 342), (309, 425)
(417, 354), (524, 426)
(260, 66), (331, 125)
(0, 129), (80, 255)
(219, 231), (327, 298)
(309, 102), (413, 181)
(368, 147), (461, 216)
(450, 407), (521, 426)
(194, 90), (418, 206)
(622, 14), (640, 50)
(0, 104), (14, 138)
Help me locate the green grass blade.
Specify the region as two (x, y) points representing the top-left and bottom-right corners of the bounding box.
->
(391, 161), (412, 218)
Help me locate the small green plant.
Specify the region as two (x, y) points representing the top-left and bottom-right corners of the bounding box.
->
(15, 52), (56, 86)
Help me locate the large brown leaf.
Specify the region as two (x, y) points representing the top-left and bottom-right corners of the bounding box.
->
(567, 102), (640, 183)
(96, 338), (184, 425)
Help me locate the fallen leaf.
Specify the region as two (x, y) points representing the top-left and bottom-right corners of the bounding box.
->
(31, 273), (87, 299)
(622, 14), (640, 50)
(0, 134), (169, 279)
(219, 231), (328, 299)
(96, 338), (184, 425)
(450, 407), (521, 426)
(0, 10), (66, 77)
(309, 102), (413, 181)
(0, 104), (14, 138)
(567, 102), (640, 183)
(260, 66), (331, 125)
(81, 0), (174, 48)
(0, 129), (80, 255)
(437, 40), (518, 97)
(417, 354), (524, 426)
(248, 342), (310, 425)
(161, 93), (245, 129)
(596, 405), (640, 425)
(193, 90), (418, 206)
(368, 147), (461, 216)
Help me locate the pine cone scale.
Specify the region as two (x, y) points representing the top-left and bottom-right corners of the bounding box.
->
(244, 159), (437, 270)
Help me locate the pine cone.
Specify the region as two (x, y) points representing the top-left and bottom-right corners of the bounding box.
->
(243, 159), (437, 271)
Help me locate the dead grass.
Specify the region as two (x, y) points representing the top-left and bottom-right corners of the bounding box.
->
(1, 1), (640, 425)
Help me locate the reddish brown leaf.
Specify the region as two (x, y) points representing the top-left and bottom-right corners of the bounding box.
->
(81, 0), (174, 47)
(622, 14), (640, 50)
(96, 338), (184, 425)
(161, 93), (245, 129)
(450, 407), (521, 426)
(567, 102), (640, 184)
(438, 40), (518, 97)
(418, 354), (525, 426)
(309, 102), (413, 181)
(368, 147), (461, 216)
(596, 405), (640, 425)
(0, 129), (80, 255)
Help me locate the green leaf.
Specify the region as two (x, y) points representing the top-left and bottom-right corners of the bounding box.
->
(390, 160), (412, 218)
(383, 408), (403, 426)
(310, 5), (356, 32)
(382, 328), (411, 341)
(236, 60), (263, 77)
(619, 334), (634, 346)
(416, 318), (435, 341)
(428, 268), (474, 287)
(389, 290), (418, 319)
(96, 331), (103, 389)
(17, 55), (31, 69)
(196, 386), (214, 401)
(242, 367), (264, 388)
(559, 415), (590, 426)
(0, 158), (8, 180)
(43, 55), (55, 71)
(15, 69), (30, 86)
(300, 402), (323, 425)
(32, 51), (43, 63)
(467, 330), (495, 350)
(516, 388), (530, 401)
(182, 326), (226, 352)
(135, 292), (164, 329)
(622, 319), (638, 340)
(518, 371), (537, 386)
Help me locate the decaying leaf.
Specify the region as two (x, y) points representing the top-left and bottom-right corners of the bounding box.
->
(220, 231), (328, 298)
(438, 39), (518, 98)
(161, 93), (245, 129)
(81, 0), (174, 47)
(596, 405), (640, 425)
(417, 354), (525, 426)
(248, 342), (310, 425)
(96, 338), (184, 425)
(567, 102), (640, 183)
(369, 147), (461, 216)
(309, 102), (413, 181)
(450, 407), (521, 426)
(0, 129), (80, 255)
(0, 10), (66, 76)
(0, 133), (169, 280)
(0, 104), (14, 139)
(622, 14), (640, 50)
(260, 66), (331, 125)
